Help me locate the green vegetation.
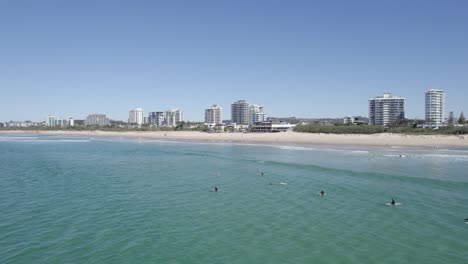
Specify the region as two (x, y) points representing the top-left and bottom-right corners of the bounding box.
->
(294, 123), (468, 135)
(0, 121), (208, 132)
(459, 112), (466, 125)
(3, 122), (467, 135)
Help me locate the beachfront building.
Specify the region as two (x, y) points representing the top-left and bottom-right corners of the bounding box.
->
(46, 115), (57, 127)
(231, 100), (251, 125)
(205, 105), (222, 125)
(148, 112), (165, 127)
(368, 93), (405, 126)
(129, 108), (144, 125)
(85, 114), (110, 126)
(46, 115), (73, 127)
(250, 121), (295, 132)
(56, 118), (66, 127)
(425, 89), (446, 128)
(250, 104), (266, 125)
(165, 109), (183, 127)
(343, 116), (367, 125)
(5, 121), (43, 128)
(225, 123), (250, 132)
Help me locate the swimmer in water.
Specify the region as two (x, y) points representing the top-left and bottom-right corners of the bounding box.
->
(320, 190), (325, 196)
(391, 198), (395, 205)
(214, 186), (218, 192)
(261, 172), (264, 176)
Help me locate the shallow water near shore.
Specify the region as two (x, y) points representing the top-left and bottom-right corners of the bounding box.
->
(1, 134), (467, 263)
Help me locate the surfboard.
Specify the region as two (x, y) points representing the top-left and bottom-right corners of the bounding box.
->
(385, 203), (402, 206)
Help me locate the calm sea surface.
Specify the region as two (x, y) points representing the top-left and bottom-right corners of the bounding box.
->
(1, 134), (467, 263)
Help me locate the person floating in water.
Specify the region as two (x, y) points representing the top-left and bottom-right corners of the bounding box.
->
(391, 198), (396, 205)
(320, 190), (325, 196)
(261, 172), (264, 176)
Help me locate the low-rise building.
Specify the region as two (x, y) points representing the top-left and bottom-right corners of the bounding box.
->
(249, 121), (295, 132)
(225, 123), (250, 132)
(4, 121), (43, 128)
(343, 116), (367, 125)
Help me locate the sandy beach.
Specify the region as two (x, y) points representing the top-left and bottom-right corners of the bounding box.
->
(1, 130), (467, 148)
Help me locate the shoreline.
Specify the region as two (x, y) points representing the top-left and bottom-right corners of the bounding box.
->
(1, 130), (467, 148)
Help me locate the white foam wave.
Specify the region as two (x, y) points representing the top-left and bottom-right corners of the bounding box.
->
(382, 154), (406, 158)
(0, 137), (91, 143)
(419, 154), (468, 160)
(0, 136), (40, 140)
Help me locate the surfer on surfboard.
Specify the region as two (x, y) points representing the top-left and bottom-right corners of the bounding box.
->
(385, 198), (402, 206)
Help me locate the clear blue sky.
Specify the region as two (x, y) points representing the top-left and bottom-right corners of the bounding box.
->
(1, 0), (467, 122)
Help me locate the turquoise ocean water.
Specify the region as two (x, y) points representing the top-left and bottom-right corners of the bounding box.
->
(1, 134), (467, 263)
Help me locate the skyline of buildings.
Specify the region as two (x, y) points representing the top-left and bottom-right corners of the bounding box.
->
(2, 89), (465, 128)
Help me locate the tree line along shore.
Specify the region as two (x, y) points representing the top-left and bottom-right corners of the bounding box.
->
(1, 123), (467, 135)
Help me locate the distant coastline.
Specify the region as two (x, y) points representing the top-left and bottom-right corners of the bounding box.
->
(1, 130), (467, 148)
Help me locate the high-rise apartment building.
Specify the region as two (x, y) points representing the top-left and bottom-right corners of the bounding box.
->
(425, 89), (445, 127)
(148, 112), (165, 127)
(368, 93), (405, 126)
(46, 115), (73, 127)
(231, 100), (251, 125)
(250, 104), (266, 124)
(85, 114), (110, 126)
(205, 105), (222, 125)
(46, 115), (57, 127)
(129, 108), (144, 125)
(165, 109), (183, 127)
